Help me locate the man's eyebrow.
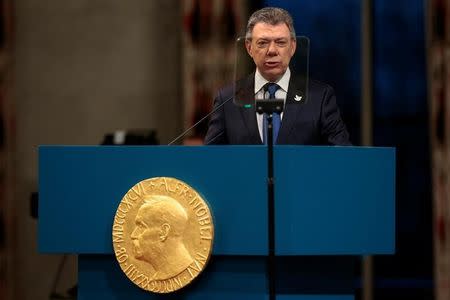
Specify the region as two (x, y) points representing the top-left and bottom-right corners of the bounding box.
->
(140, 220), (149, 228)
(256, 37), (288, 41)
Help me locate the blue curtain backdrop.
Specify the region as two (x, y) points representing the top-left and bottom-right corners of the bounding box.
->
(265, 0), (431, 298)
(372, 1), (431, 298)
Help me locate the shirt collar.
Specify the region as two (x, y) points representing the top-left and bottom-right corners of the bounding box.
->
(254, 68), (291, 94)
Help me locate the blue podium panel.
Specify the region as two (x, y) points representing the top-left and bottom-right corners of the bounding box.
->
(39, 145), (394, 299)
(78, 255), (354, 300)
(275, 146), (395, 255)
(78, 255), (268, 300)
(39, 146), (268, 255)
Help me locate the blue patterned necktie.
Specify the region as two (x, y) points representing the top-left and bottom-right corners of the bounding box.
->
(263, 83), (281, 144)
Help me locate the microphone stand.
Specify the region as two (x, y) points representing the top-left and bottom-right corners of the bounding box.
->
(255, 99), (284, 300)
(170, 86), (283, 300)
(168, 94), (235, 145)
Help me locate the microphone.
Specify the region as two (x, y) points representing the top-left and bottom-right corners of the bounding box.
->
(168, 94), (236, 145)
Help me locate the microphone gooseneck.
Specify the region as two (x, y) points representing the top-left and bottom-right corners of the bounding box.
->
(168, 94), (236, 145)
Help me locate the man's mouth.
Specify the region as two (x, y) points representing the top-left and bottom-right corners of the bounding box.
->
(265, 61), (280, 67)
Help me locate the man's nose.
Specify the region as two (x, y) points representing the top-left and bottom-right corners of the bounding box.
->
(131, 228), (138, 239)
(267, 41), (277, 55)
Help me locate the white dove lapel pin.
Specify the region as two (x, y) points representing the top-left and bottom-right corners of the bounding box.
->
(294, 95), (303, 102)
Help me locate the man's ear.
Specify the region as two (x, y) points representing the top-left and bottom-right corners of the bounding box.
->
(159, 223), (170, 242)
(245, 39), (253, 57)
(290, 38), (297, 57)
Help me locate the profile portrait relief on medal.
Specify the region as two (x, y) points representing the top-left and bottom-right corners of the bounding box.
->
(131, 195), (194, 281)
(113, 177), (214, 293)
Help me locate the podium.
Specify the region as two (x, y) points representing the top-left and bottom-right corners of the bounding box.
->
(39, 145), (395, 300)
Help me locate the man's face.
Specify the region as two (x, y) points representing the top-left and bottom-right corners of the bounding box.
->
(131, 207), (160, 263)
(246, 22), (296, 82)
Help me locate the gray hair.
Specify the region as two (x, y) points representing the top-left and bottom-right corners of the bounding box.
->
(245, 7), (296, 40)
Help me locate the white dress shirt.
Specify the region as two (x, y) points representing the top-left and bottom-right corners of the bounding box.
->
(254, 68), (291, 141)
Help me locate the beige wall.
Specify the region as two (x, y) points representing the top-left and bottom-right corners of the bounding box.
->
(12, 1), (182, 299)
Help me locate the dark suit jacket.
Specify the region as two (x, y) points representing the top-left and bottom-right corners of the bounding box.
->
(204, 73), (351, 145)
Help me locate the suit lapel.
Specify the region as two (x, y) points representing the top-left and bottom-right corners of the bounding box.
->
(236, 73), (263, 144)
(235, 72), (307, 144)
(241, 105), (262, 144)
(278, 75), (307, 143)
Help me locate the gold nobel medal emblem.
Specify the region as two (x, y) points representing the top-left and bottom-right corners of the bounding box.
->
(112, 177), (214, 293)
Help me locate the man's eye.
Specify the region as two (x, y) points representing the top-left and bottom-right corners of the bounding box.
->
(276, 40), (288, 47)
(257, 41), (269, 48)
